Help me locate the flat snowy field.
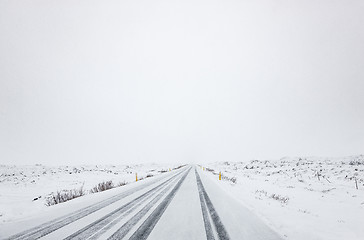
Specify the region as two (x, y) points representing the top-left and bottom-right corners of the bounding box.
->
(0, 163), (181, 224)
(202, 155), (364, 240)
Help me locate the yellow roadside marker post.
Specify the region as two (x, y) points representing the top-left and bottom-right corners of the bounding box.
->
(219, 172), (221, 180)
(136, 173), (138, 182)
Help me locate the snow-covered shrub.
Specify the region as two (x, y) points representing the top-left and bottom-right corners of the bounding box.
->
(349, 160), (364, 165)
(270, 193), (289, 204)
(222, 175), (237, 184)
(45, 185), (85, 206)
(117, 181), (127, 187)
(90, 180), (114, 193)
(173, 165), (186, 170)
(205, 167), (215, 172)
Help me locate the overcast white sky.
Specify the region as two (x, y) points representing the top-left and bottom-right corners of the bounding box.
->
(0, 0), (363, 165)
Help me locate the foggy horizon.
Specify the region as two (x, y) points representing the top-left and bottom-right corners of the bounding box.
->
(1, 0), (364, 165)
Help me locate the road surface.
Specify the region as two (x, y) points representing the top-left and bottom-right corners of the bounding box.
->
(4, 166), (283, 240)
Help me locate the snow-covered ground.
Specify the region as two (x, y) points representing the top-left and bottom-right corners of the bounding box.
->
(1, 156), (363, 240)
(0, 163), (181, 224)
(201, 155), (364, 240)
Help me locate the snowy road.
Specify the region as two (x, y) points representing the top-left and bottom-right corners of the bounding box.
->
(4, 166), (282, 240)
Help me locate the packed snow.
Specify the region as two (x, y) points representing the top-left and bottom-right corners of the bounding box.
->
(0, 163), (181, 224)
(201, 155), (364, 240)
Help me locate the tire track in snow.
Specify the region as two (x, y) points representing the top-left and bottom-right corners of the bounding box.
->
(116, 167), (191, 240)
(106, 170), (185, 239)
(195, 169), (215, 240)
(195, 169), (230, 240)
(64, 169), (185, 240)
(6, 168), (186, 240)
